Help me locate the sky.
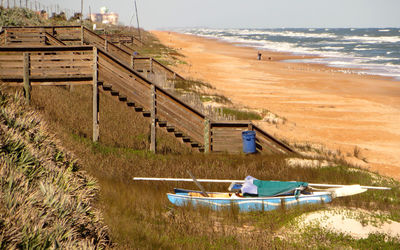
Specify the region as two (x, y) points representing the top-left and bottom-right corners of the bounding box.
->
(28, 0), (400, 29)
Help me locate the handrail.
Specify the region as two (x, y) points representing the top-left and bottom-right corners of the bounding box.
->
(45, 32), (66, 46)
(0, 46), (93, 52)
(83, 27), (184, 80)
(97, 47), (206, 120)
(133, 57), (185, 80)
(83, 27), (133, 56)
(209, 120), (295, 153)
(252, 123), (295, 153)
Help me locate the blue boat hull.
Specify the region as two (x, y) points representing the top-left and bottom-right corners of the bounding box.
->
(167, 191), (332, 212)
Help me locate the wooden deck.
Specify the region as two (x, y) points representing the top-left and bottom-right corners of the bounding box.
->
(0, 26), (295, 155)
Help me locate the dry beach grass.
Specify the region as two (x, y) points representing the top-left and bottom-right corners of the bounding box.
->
(1, 84), (396, 248)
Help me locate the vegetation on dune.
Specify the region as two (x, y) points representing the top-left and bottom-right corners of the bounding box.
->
(0, 7), (46, 26)
(0, 87), (111, 248)
(2, 84), (393, 248)
(0, 7), (83, 27)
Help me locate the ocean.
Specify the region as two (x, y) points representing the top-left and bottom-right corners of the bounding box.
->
(179, 28), (400, 80)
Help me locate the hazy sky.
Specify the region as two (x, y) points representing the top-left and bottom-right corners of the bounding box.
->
(35, 0), (400, 29)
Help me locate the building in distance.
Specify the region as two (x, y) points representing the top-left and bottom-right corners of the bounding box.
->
(90, 7), (119, 25)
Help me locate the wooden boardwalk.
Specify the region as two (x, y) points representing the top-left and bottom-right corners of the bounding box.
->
(0, 26), (294, 154)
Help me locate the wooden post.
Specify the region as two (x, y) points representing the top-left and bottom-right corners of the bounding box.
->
(150, 58), (153, 73)
(104, 38), (108, 51)
(204, 118), (211, 153)
(4, 29), (7, 45)
(248, 122), (253, 131)
(23, 53), (31, 105)
(150, 85), (156, 152)
(81, 26), (84, 45)
(92, 47), (99, 142)
(130, 53), (135, 69)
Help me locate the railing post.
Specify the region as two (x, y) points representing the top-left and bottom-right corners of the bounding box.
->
(131, 53), (135, 69)
(23, 52), (31, 105)
(4, 29), (7, 45)
(248, 122), (253, 131)
(150, 85), (157, 152)
(104, 38), (108, 52)
(150, 58), (153, 73)
(81, 26), (84, 45)
(204, 118), (211, 153)
(92, 47), (100, 142)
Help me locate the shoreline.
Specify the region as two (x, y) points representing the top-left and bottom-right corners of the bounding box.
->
(152, 30), (400, 180)
(178, 29), (400, 82)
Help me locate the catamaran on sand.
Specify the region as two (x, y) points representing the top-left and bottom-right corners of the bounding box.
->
(133, 175), (390, 212)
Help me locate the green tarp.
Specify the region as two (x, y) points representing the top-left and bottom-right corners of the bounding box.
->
(253, 180), (308, 197)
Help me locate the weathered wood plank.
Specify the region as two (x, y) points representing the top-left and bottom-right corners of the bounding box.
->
(30, 54), (92, 60)
(31, 61), (92, 67)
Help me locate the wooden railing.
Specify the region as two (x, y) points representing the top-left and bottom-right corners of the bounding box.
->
(83, 27), (132, 65)
(210, 121), (294, 154)
(0, 46), (94, 85)
(2, 26), (82, 45)
(97, 48), (206, 147)
(2, 26), (186, 81)
(0, 30), (5, 45)
(2, 28), (46, 46)
(101, 33), (143, 47)
(44, 32), (67, 46)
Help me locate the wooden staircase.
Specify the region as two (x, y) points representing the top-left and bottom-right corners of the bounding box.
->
(0, 26), (295, 155)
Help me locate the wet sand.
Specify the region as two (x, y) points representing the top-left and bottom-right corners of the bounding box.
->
(152, 31), (400, 180)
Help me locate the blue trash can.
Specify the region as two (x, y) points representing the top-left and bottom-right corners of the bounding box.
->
(242, 131), (256, 154)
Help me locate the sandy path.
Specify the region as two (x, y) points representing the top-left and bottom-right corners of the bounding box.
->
(152, 31), (400, 180)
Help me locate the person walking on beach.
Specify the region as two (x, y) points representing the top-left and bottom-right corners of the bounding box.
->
(257, 51), (262, 60)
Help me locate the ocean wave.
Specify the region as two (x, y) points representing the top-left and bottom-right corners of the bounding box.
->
(353, 48), (373, 51)
(343, 35), (400, 43)
(378, 29), (391, 32)
(322, 46), (345, 50)
(190, 28), (338, 39)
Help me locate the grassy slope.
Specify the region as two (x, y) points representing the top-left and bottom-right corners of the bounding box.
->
(0, 88), (110, 248)
(14, 84), (398, 249)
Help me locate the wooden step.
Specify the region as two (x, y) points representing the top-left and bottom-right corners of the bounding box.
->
(127, 101), (135, 107)
(198, 147), (205, 153)
(97, 81), (104, 86)
(158, 121), (167, 127)
(190, 142), (199, 147)
(142, 111), (151, 117)
(166, 126), (175, 132)
(103, 84), (112, 91)
(134, 106), (143, 112)
(174, 131), (183, 137)
(182, 136), (191, 142)
(118, 95), (127, 102)
(111, 90), (119, 96)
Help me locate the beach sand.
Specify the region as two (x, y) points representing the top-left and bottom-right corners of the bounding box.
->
(152, 31), (400, 180)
